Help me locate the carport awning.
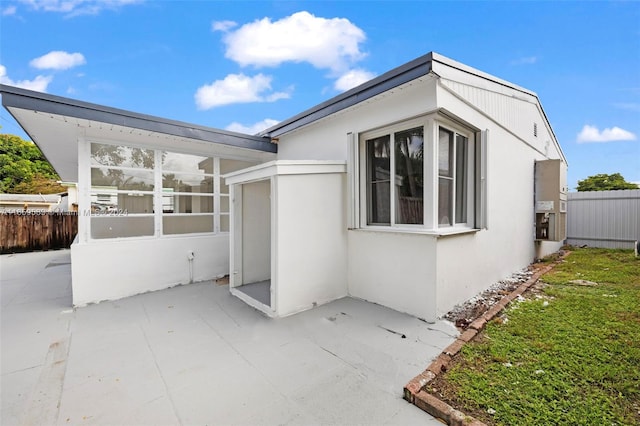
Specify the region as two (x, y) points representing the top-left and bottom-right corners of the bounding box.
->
(1, 84), (277, 182)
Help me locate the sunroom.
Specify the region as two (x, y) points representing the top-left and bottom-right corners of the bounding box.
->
(1, 84), (276, 306)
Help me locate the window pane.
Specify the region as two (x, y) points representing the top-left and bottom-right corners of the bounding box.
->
(438, 177), (452, 226)
(455, 134), (468, 224)
(162, 173), (214, 193)
(438, 129), (453, 177)
(220, 158), (256, 175)
(163, 215), (213, 235)
(220, 159), (257, 194)
(91, 143), (154, 168)
(162, 194), (213, 214)
(91, 216), (154, 239)
(366, 135), (391, 225)
(395, 127), (424, 224)
(91, 168), (154, 191)
(162, 152), (213, 174)
(90, 193), (154, 214)
(220, 214), (230, 232)
(220, 195), (229, 213)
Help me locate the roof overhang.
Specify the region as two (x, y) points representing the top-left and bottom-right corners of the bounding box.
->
(1, 84), (277, 182)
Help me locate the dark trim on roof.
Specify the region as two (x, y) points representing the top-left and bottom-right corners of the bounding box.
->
(262, 52), (436, 137)
(0, 84), (277, 153)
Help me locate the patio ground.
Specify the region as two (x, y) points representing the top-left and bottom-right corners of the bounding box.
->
(1, 250), (456, 425)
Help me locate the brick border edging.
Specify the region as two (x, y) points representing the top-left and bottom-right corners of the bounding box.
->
(403, 254), (569, 425)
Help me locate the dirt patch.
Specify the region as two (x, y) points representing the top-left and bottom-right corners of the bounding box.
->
(443, 269), (530, 330)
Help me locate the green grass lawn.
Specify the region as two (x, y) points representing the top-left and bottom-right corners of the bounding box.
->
(436, 248), (640, 425)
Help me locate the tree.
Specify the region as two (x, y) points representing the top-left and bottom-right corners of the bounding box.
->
(0, 133), (65, 194)
(576, 173), (638, 192)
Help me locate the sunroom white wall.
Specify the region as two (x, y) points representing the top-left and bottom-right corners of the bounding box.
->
(71, 235), (228, 306)
(71, 135), (270, 307)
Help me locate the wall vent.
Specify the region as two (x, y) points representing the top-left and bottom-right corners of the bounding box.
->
(533, 122), (538, 137)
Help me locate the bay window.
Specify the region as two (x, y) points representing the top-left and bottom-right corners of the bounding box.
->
(359, 114), (480, 232)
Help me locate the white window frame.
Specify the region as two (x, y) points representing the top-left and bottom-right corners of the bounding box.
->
(359, 116), (427, 229)
(357, 113), (478, 233)
(434, 118), (475, 228)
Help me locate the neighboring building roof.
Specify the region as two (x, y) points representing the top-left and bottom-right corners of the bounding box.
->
(0, 193), (62, 203)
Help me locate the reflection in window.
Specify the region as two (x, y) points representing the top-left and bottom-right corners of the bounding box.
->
(162, 152), (212, 174)
(91, 143), (154, 168)
(366, 135), (391, 225)
(438, 129), (454, 225)
(438, 128), (468, 226)
(455, 134), (468, 224)
(89, 142), (252, 238)
(91, 168), (154, 191)
(162, 195), (214, 214)
(395, 127), (424, 224)
(220, 214), (230, 232)
(162, 174), (213, 193)
(91, 216), (154, 239)
(163, 215), (213, 235)
(220, 159), (256, 194)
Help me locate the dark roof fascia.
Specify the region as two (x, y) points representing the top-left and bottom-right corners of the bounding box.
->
(262, 52), (435, 138)
(0, 84), (276, 153)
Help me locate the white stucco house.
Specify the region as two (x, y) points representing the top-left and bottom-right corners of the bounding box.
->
(1, 52), (567, 322)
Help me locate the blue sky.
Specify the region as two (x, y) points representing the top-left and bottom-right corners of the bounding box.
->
(1, 0), (638, 190)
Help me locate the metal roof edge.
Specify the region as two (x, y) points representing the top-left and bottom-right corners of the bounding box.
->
(0, 84), (276, 153)
(430, 52), (537, 97)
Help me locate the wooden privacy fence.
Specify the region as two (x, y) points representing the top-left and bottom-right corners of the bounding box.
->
(0, 212), (78, 253)
(566, 189), (640, 249)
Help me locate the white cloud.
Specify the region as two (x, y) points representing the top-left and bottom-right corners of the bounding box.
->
(577, 125), (637, 143)
(17, 0), (142, 17)
(194, 73), (291, 110)
(334, 68), (376, 92)
(613, 102), (640, 113)
(220, 11), (366, 73)
(2, 5), (17, 15)
(225, 119), (280, 135)
(510, 56), (538, 65)
(30, 51), (86, 70)
(212, 20), (237, 32)
(0, 65), (52, 92)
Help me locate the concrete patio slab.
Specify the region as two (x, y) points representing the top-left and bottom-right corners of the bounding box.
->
(1, 250), (456, 425)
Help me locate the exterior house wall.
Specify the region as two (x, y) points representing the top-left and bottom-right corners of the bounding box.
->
(434, 81), (564, 316)
(348, 230), (438, 321)
(273, 71), (565, 320)
(274, 172), (348, 316)
(275, 77), (440, 319)
(277, 77), (439, 161)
